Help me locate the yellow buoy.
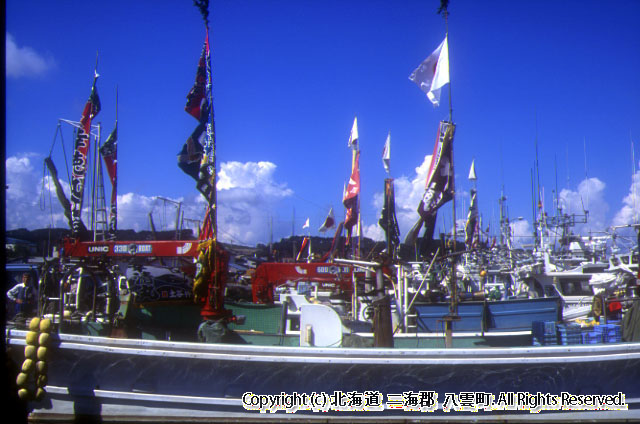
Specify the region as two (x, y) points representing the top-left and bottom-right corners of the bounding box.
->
(36, 374), (48, 388)
(21, 359), (34, 373)
(25, 331), (39, 346)
(39, 318), (52, 333)
(36, 346), (48, 361)
(35, 387), (46, 401)
(24, 345), (37, 359)
(16, 372), (29, 387)
(18, 388), (30, 400)
(29, 317), (41, 331)
(36, 360), (47, 374)
(38, 332), (50, 347)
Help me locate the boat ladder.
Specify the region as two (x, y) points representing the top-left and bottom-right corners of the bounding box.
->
(405, 312), (418, 333)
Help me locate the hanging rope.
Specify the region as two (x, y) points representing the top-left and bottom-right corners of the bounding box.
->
(40, 160), (47, 212)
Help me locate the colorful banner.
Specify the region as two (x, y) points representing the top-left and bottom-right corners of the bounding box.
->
(417, 121), (455, 222)
(343, 151), (360, 236)
(70, 75), (101, 237)
(100, 122), (118, 238)
(178, 122), (206, 180)
(185, 41), (208, 122)
(379, 178), (400, 251)
(465, 188), (479, 248)
(183, 32), (215, 204)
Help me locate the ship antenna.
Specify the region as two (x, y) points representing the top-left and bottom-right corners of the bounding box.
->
(583, 136), (590, 224)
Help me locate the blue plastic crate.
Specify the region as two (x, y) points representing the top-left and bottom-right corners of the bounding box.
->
(532, 335), (558, 346)
(582, 331), (603, 344)
(532, 321), (559, 346)
(595, 324), (622, 343)
(532, 320), (557, 337)
(557, 324), (583, 345)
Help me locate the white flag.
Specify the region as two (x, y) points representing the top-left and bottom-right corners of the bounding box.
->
(468, 159), (477, 180)
(302, 218), (310, 229)
(347, 117), (358, 149)
(382, 132), (391, 174)
(409, 36), (450, 106)
(318, 207), (336, 232)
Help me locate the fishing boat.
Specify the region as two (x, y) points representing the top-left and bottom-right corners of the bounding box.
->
(6, 1), (640, 422)
(6, 326), (640, 421)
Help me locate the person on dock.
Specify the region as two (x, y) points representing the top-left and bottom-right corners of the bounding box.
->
(6, 272), (37, 317)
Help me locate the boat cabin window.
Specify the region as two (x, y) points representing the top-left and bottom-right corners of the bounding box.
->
(558, 279), (593, 296)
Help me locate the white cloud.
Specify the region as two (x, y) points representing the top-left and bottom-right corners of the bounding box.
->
(392, 155), (433, 236)
(118, 192), (160, 232)
(612, 166), (640, 227)
(116, 162), (293, 245)
(510, 219), (533, 247)
(362, 222), (384, 241)
(6, 155), (38, 200)
(5, 154), (52, 229)
(361, 154), (432, 243)
(5, 33), (55, 78)
(6, 154), (102, 230)
(558, 177), (608, 234)
(364, 168), (614, 249)
(217, 161), (293, 244)
(6, 154), (293, 246)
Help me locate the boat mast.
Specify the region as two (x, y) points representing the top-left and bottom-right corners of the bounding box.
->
(356, 135), (362, 259)
(632, 134), (638, 225)
(438, 0), (459, 349)
(92, 122), (105, 241)
(193, 0), (231, 322)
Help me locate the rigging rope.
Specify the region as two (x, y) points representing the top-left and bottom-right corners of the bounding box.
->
(40, 160), (47, 211)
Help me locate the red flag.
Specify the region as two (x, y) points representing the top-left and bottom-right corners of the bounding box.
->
(296, 237), (309, 262)
(343, 151), (360, 233)
(185, 38), (209, 122)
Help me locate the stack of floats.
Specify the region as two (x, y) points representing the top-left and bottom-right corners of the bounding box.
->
(533, 320), (623, 346)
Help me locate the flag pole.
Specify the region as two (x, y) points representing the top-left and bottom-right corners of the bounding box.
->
(193, 0), (228, 321)
(205, 27), (217, 239)
(112, 86), (119, 239)
(438, 0), (458, 349)
(357, 143), (361, 259)
(206, 18), (220, 318)
(442, 4), (453, 123)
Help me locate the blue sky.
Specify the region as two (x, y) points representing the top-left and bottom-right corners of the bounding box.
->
(5, 0), (640, 249)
